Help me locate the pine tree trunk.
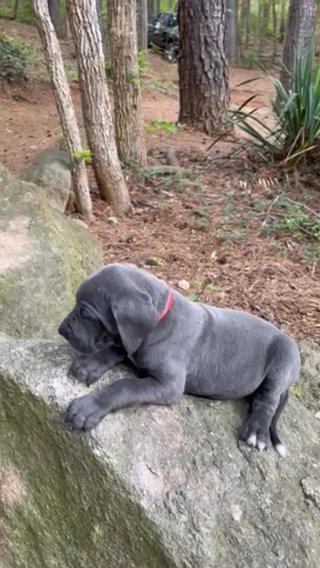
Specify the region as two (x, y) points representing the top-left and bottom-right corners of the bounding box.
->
(280, 0), (315, 91)
(33, 0), (93, 221)
(178, 0), (229, 135)
(66, 0), (131, 215)
(109, 0), (146, 165)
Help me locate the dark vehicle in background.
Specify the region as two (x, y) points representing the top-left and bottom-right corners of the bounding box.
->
(148, 12), (178, 62)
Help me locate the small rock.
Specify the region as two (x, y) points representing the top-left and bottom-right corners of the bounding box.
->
(230, 503), (243, 522)
(178, 279), (190, 291)
(145, 258), (163, 267)
(107, 216), (119, 226)
(300, 477), (320, 510)
(72, 218), (88, 229)
(314, 411), (320, 420)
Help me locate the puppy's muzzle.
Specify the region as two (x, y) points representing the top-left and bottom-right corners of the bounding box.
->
(58, 320), (72, 341)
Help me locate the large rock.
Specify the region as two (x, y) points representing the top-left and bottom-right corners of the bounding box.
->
(0, 165), (102, 339)
(0, 338), (319, 568)
(22, 149), (72, 213)
(294, 341), (320, 412)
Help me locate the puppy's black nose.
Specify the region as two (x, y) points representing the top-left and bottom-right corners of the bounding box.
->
(58, 321), (69, 339)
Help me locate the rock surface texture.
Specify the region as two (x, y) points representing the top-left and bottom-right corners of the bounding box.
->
(0, 339), (319, 568)
(0, 165), (102, 339)
(22, 148), (72, 213)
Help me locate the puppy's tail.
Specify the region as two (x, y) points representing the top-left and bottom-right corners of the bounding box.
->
(269, 389), (289, 457)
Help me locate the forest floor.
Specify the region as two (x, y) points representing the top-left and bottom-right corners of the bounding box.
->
(0, 19), (319, 343)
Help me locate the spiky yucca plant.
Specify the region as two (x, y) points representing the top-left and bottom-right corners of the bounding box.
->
(230, 40), (320, 165)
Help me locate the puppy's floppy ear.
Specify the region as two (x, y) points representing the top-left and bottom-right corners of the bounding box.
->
(111, 289), (158, 355)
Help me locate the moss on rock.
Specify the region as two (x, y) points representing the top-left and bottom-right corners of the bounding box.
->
(0, 165), (102, 339)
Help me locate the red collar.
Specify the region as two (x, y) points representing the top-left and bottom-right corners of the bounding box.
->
(158, 290), (173, 321)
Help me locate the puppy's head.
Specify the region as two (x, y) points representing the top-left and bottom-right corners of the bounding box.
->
(58, 264), (167, 355)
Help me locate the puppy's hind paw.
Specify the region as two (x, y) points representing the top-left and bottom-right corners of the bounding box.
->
(239, 419), (270, 452)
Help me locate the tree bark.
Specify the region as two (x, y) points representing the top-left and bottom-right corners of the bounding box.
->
(279, 0), (286, 43)
(148, 0), (156, 20)
(226, 0), (239, 65)
(32, 0), (93, 221)
(178, 0), (229, 135)
(239, 0), (251, 53)
(108, 0), (146, 165)
(280, 0), (315, 91)
(138, 0), (148, 51)
(66, 0), (131, 215)
(96, 0), (106, 52)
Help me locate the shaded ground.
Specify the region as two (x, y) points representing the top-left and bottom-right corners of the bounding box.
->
(0, 19), (319, 342)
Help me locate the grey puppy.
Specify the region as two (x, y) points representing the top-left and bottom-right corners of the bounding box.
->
(58, 263), (301, 455)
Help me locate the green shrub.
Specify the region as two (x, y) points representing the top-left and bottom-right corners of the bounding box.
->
(0, 34), (43, 82)
(0, 34), (29, 82)
(0, 0), (33, 23)
(230, 40), (320, 166)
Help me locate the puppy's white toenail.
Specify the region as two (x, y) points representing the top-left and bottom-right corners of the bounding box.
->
(275, 443), (287, 458)
(247, 433), (257, 447)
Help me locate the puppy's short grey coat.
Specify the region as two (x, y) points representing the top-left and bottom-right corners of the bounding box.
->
(58, 263), (301, 455)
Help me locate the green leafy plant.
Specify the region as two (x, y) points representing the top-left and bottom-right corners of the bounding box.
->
(138, 50), (149, 74)
(73, 149), (92, 164)
(0, 34), (44, 82)
(145, 119), (178, 134)
(229, 40), (320, 166)
(276, 197), (320, 241)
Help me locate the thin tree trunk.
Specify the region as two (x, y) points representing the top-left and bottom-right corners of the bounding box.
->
(13, 0), (20, 19)
(244, 0), (251, 51)
(58, 1), (70, 40)
(66, 0), (131, 215)
(279, 0), (286, 43)
(271, 0), (278, 64)
(48, 0), (59, 34)
(280, 0), (315, 91)
(109, 0), (146, 165)
(148, 0), (156, 20)
(178, 0), (229, 135)
(226, 0), (239, 65)
(240, 0), (250, 53)
(256, 0), (263, 55)
(33, 0), (93, 221)
(138, 0), (148, 51)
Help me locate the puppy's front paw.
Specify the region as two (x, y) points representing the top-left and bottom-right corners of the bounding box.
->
(68, 356), (106, 386)
(239, 418), (270, 452)
(65, 394), (107, 431)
